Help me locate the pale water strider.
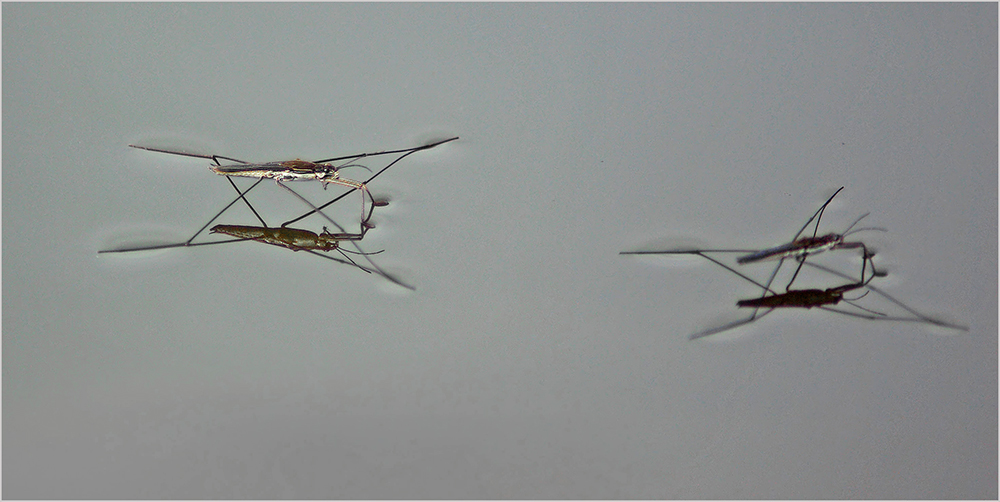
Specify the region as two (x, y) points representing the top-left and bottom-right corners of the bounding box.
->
(100, 137), (459, 290)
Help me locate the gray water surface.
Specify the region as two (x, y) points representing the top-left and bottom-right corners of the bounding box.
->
(4, 3), (996, 498)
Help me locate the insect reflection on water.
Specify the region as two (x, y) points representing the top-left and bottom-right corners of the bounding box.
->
(620, 188), (968, 339)
(102, 188), (414, 290)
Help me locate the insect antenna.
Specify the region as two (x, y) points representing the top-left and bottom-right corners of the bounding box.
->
(340, 248), (385, 256)
(334, 248), (366, 270)
(840, 212), (888, 238)
(333, 162), (373, 174)
(838, 291), (887, 317)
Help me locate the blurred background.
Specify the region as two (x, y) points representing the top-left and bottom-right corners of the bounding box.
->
(4, 4), (996, 498)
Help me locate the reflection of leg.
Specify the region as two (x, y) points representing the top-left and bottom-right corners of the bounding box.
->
(186, 178), (266, 244)
(689, 308), (775, 340)
(785, 257), (806, 292)
(802, 260), (968, 331)
(282, 137), (459, 228)
(837, 241), (883, 282)
(276, 180), (350, 234)
(860, 244), (885, 280)
(697, 252), (782, 333)
(226, 176), (267, 227)
(361, 190), (380, 230)
(276, 181), (412, 290)
(759, 256), (787, 321)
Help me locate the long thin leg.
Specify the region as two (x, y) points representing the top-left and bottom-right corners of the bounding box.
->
(786, 240), (882, 292)
(128, 145), (248, 165)
(130, 144), (270, 230)
(98, 237), (253, 253)
(833, 241), (884, 280)
(801, 260), (968, 331)
(755, 256), (788, 312)
(788, 210), (884, 288)
(276, 180), (353, 233)
(185, 178), (267, 244)
(275, 181), (414, 290)
(684, 252), (780, 339)
(784, 257), (808, 292)
(311, 136), (460, 164)
(99, 178), (267, 253)
(689, 309), (776, 340)
(778, 187), (846, 290)
(795, 187), (845, 241)
(282, 137), (459, 227)
(225, 177), (268, 227)
(621, 250), (794, 331)
(620, 249), (760, 255)
(274, 180), (378, 236)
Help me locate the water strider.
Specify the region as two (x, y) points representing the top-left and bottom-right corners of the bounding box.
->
(621, 188), (966, 338)
(125, 136), (459, 238)
(622, 187), (881, 332)
(733, 187), (886, 288)
(99, 137), (459, 290)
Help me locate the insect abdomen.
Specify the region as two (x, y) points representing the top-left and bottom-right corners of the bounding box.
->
(737, 289), (839, 309)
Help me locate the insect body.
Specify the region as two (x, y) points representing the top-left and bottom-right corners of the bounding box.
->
(735, 263), (876, 310)
(736, 212), (884, 266)
(209, 224), (368, 253)
(736, 284), (859, 309)
(128, 145), (372, 227)
(204, 221), (415, 290)
(622, 187), (878, 300)
(737, 234), (845, 264)
(208, 158), (366, 190)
